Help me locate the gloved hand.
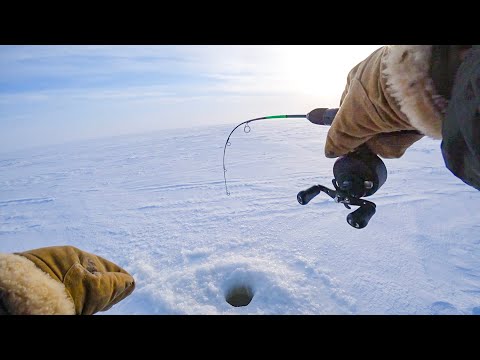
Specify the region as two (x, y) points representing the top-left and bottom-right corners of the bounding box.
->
(324, 45), (446, 159)
(0, 246), (135, 315)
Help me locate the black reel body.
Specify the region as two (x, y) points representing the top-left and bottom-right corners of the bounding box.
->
(298, 147), (387, 229)
(333, 147), (387, 198)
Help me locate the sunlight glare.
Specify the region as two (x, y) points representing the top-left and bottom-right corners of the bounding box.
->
(275, 45), (383, 101)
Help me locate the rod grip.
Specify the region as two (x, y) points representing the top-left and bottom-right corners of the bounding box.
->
(306, 108), (339, 125)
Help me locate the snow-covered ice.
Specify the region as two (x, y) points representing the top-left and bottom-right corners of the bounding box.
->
(1, 121), (479, 314)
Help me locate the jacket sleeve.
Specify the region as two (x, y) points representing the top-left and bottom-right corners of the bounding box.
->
(325, 46), (424, 159)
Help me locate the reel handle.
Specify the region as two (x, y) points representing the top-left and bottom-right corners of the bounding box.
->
(346, 203), (376, 229)
(297, 185), (322, 205)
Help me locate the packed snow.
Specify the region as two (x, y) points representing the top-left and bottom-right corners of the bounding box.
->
(1, 120), (479, 314)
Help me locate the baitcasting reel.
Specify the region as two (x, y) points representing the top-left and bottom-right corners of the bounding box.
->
(297, 146), (387, 229)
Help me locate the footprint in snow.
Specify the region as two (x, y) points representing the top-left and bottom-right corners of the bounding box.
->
(430, 301), (463, 315)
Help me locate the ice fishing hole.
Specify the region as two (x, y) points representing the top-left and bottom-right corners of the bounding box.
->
(225, 284), (254, 307)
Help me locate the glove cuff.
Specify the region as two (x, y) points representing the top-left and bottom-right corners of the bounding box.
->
(383, 45), (443, 140)
(0, 253), (75, 315)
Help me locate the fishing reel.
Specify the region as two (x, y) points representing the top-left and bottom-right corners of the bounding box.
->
(297, 146), (387, 229)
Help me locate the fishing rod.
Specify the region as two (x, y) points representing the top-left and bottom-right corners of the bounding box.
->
(222, 108), (338, 195)
(222, 108), (387, 229)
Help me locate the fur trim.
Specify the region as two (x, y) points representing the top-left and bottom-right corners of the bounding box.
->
(0, 253), (75, 315)
(382, 45), (443, 139)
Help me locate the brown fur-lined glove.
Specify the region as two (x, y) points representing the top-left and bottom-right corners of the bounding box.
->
(0, 246), (135, 315)
(325, 45), (446, 159)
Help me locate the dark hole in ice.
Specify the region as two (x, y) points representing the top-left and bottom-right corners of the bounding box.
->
(225, 284), (254, 307)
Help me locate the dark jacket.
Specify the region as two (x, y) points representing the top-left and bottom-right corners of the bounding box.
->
(441, 46), (480, 190)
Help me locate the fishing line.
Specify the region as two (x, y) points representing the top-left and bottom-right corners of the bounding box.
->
(222, 114), (306, 195)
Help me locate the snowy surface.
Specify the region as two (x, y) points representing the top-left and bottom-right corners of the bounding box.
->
(1, 121), (479, 314)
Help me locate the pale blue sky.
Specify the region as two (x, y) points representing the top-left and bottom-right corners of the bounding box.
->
(0, 45), (382, 152)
